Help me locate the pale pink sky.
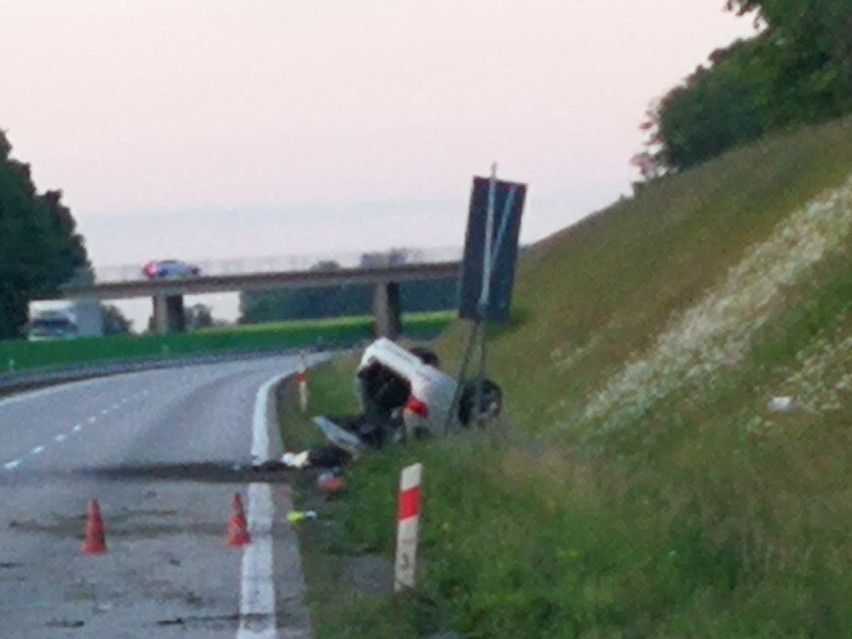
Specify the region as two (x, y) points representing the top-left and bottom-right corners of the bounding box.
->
(2, 1), (757, 264)
(3, 2), (756, 324)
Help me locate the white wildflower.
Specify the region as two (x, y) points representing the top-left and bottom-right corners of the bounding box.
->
(581, 175), (852, 428)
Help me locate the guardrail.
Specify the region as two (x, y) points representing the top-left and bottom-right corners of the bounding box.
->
(0, 347), (325, 395)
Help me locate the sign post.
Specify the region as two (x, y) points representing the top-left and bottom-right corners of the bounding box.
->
(445, 167), (527, 433)
(394, 462), (423, 591)
(297, 352), (309, 413)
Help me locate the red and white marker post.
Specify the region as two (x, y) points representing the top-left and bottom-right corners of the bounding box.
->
(296, 353), (309, 412)
(394, 462), (423, 591)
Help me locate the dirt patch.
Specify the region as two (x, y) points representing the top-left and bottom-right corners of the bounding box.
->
(79, 462), (297, 484)
(342, 554), (395, 596)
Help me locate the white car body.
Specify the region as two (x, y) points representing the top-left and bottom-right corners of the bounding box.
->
(357, 337), (459, 438)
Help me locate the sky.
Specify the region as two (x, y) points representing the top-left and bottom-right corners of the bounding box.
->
(1, 1), (757, 327)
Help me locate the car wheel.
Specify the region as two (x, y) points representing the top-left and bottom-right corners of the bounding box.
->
(408, 346), (439, 367)
(458, 377), (502, 426)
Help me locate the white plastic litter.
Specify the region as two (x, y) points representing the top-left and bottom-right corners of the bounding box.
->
(767, 396), (795, 413)
(281, 451), (311, 468)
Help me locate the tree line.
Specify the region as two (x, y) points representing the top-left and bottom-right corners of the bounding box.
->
(0, 131), (90, 339)
(239, 249), (458, 324)
(633, 0), (852, 178)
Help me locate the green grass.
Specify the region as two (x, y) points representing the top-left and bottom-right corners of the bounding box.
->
(280, 116), (852, 638)
(0, 311), (453, 373)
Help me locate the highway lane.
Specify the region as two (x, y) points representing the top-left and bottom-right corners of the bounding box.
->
(0, 355), (315, 638)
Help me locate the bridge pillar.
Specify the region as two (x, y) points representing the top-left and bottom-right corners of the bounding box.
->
(373, 281), (401, 340)
(152, 293), (186, 334)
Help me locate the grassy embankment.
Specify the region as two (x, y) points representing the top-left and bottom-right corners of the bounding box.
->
(0, 311), (452, 373)
(278, 116), (852, 638)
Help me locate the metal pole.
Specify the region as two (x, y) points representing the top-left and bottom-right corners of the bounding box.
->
(443, 319), (480, 436)
(479, 163), (497, 314)
(474, 164), (498, 427)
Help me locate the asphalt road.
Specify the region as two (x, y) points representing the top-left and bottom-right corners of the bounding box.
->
(0, 355), (316, 638)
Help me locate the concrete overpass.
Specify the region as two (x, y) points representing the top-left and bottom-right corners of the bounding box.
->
(48, 260), (461, 338)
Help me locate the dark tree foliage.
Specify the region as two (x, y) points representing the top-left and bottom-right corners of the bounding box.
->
(101, 304), (133, 335)
(185, 303), (215, 331)
(0, 130), (90, 339)
(635, 1), (852, 176)
(239, 251), (458, 324)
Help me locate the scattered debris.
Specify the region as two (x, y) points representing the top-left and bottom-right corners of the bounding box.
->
(281, 451), (310, 469)
(46, 619), (85, 628)
(252, 445), (352, 473)
(157, 618), (186, 627)
(286, 510), (318, 523)
(317, 470), (346, 494)
(767, 396), (796, 412)
(156, 614), (240, 627)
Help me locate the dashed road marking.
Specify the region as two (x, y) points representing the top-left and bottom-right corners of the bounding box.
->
(73, 424), (83, 432)
(30, 446), (45, 455)
(87, 416), (97, 424)
(3, 460), (21, 470)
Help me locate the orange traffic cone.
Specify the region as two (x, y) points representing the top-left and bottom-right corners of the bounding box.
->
(226, 493), (251, 547)
(82, 499), (108, 555)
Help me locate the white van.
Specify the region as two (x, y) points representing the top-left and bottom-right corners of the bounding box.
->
(26, 310), (78, 341)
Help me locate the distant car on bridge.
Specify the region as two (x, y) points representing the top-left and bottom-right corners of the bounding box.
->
(142, 259), (202, 279)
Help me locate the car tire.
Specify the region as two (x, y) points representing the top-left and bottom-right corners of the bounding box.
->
(408, 346), (440, 367)
(458, 377), (502, 426)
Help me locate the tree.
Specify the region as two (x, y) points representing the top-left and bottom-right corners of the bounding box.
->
(102, 304), (133, 335)
(0, 130), (90, 339)
(634, 1), (852, 177)
(311, 260), (342, 272)
(186, 304), (214, 330)
(359, 248), (410, 268)
(238, 250), (456, 324)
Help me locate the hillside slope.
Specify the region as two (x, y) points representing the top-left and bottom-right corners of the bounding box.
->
(492, 115), (851, 441)
(453, 115), (851, 637)
(294, 116), (852, 639)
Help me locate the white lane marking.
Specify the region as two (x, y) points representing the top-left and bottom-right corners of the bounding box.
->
(31, 446), (45, 455)
(4, 460), (21, 470)
(55, 434), (67, 443)
(72, 424), (83, 432)
(101, 408), (110, 415)
(239, 484), (276, 638)
(111, 403), (120, 410)
(0, 374), (140, 410)
(238, 371), (292, 639)
(87, 416), (97, 424)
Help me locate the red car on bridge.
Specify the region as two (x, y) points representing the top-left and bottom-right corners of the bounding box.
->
(141, 259), (202, 279)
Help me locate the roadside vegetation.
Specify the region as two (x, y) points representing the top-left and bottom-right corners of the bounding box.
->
(0, 312), (452, 373)
(279, 116), (852, 638)
(0, 132), (89, 340)
(634, 1), (851, 179)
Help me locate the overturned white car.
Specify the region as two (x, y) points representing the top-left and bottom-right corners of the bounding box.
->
(314, 338), (503, 452)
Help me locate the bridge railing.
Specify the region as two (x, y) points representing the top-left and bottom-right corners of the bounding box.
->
(90, 246), (464, 284)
